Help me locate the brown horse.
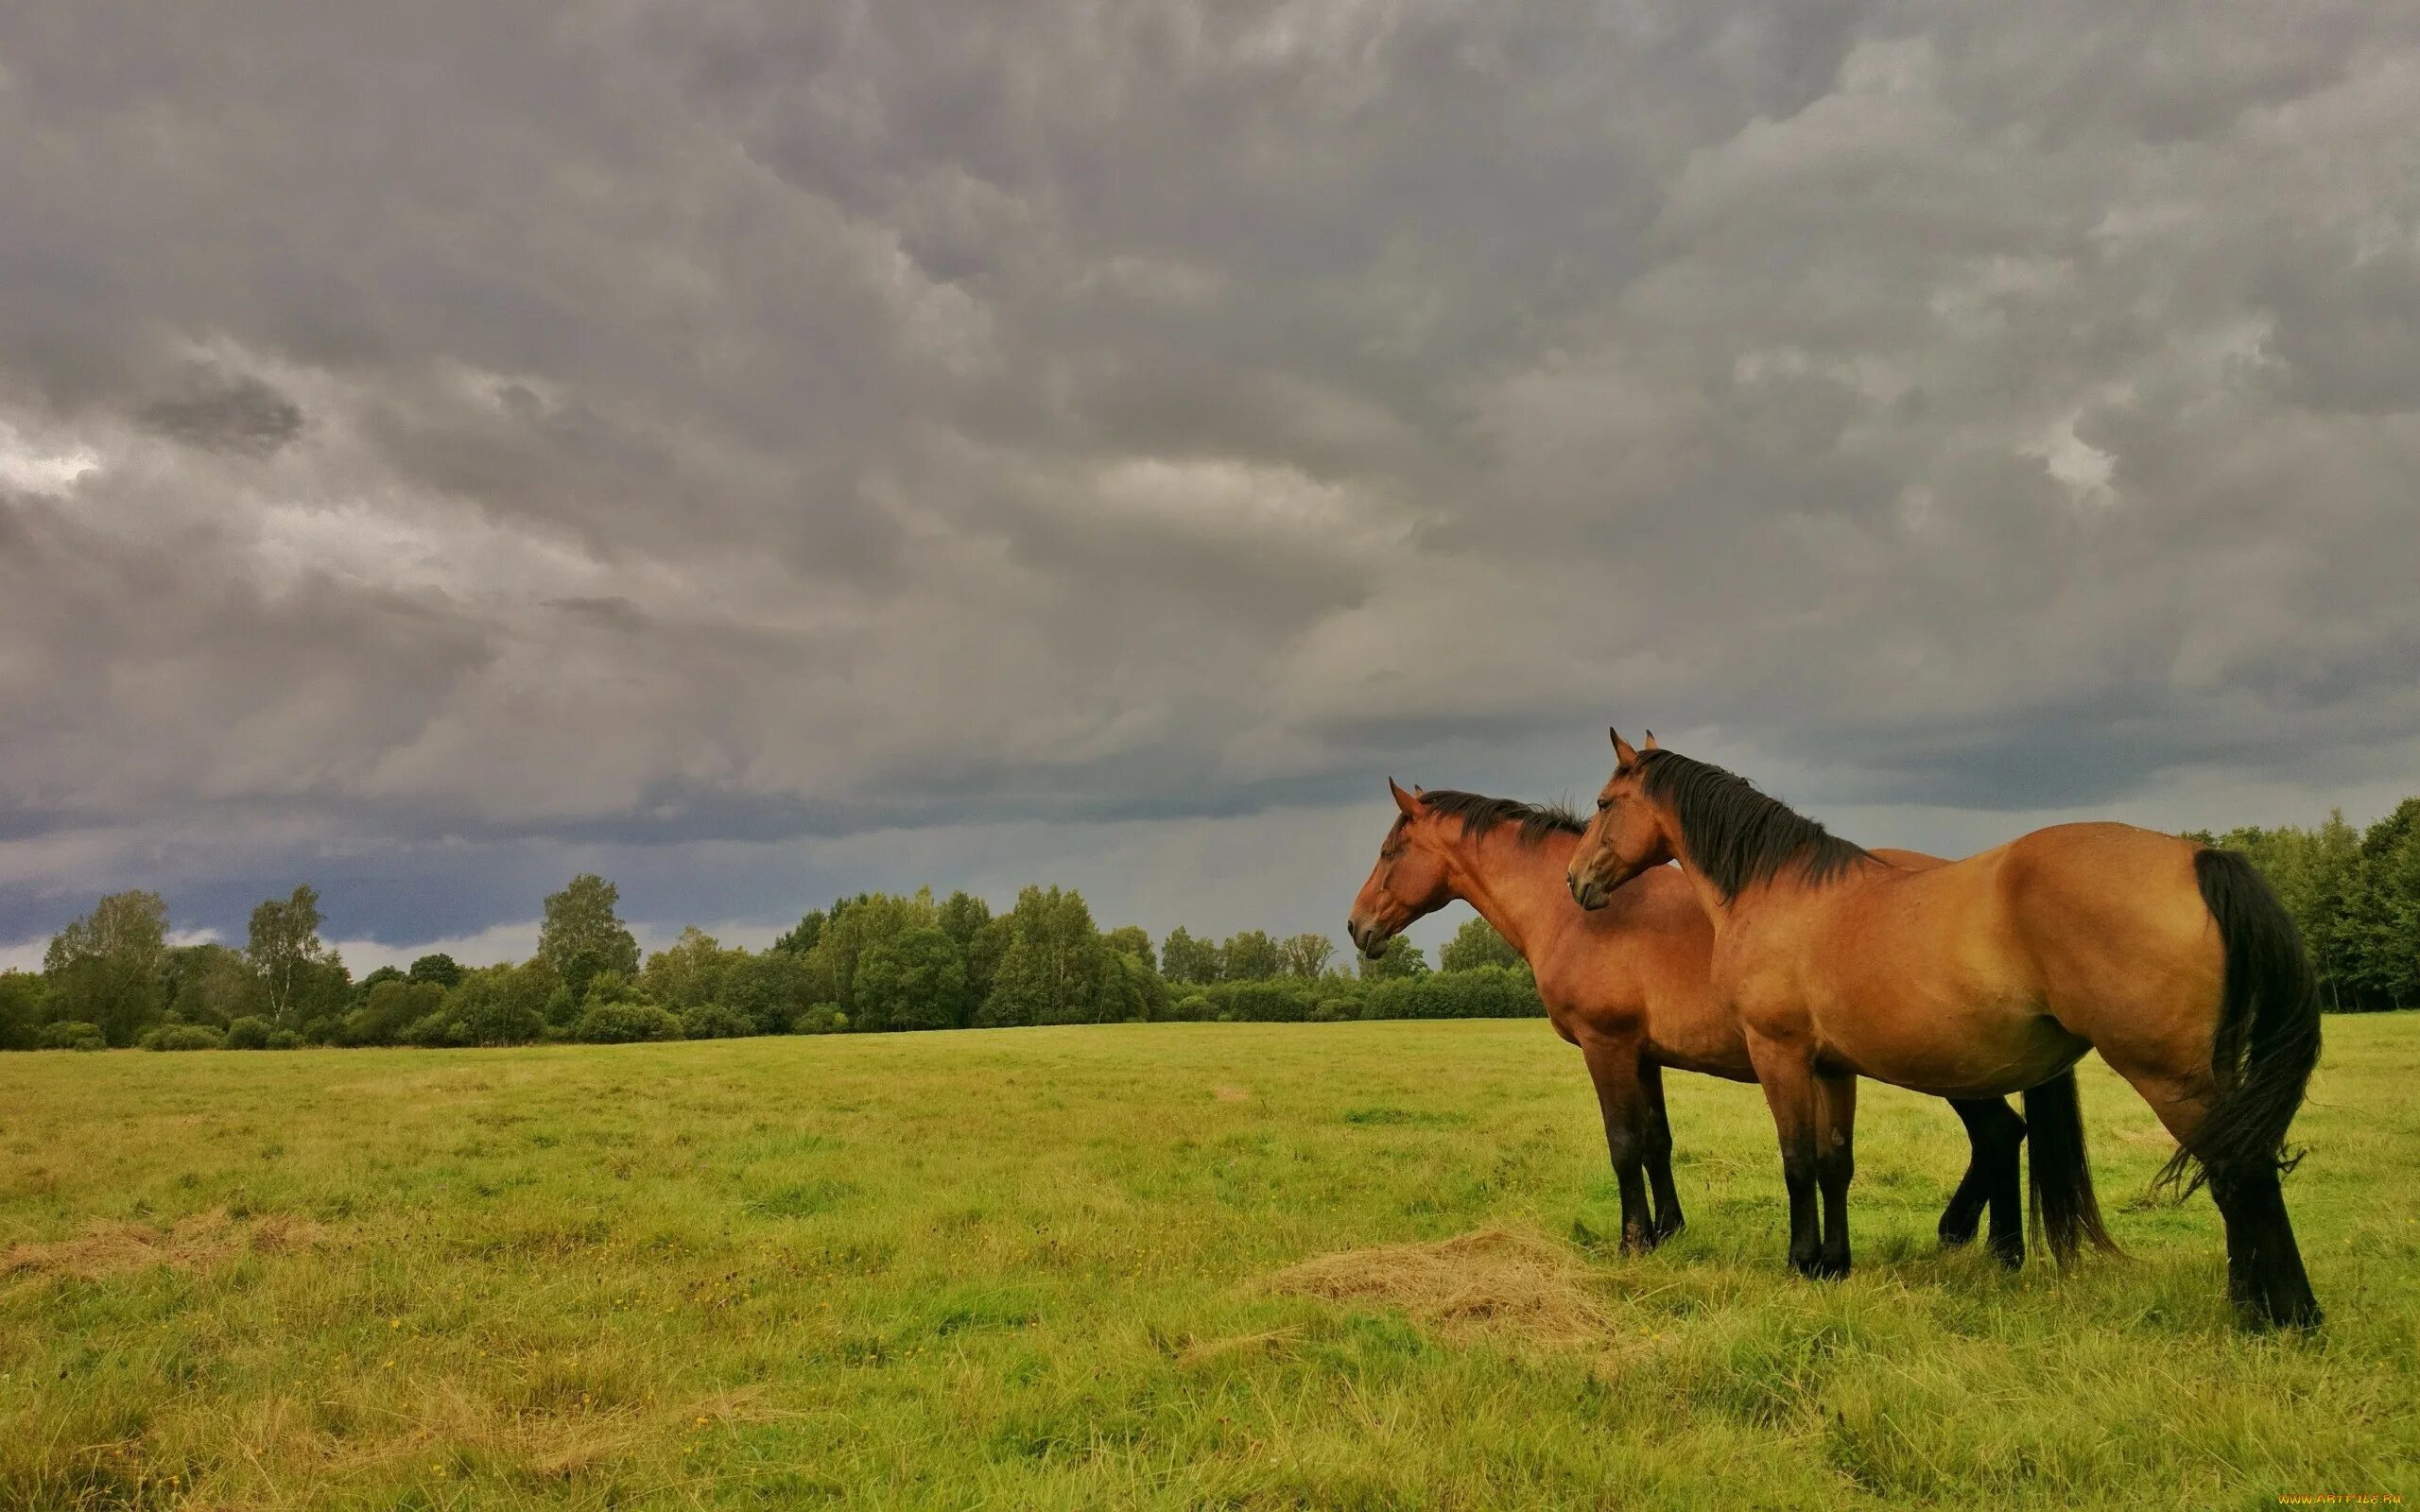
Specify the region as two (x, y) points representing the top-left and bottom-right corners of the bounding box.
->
(1566, 731), (2320, 1329)
(1346, 779), (2100, 1265)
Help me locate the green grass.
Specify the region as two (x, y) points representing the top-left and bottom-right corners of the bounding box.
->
(3, 1016), (2415, 1509)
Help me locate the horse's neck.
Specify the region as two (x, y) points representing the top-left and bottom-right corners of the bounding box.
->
(1660, 814), (1745, 935)
(1438, 829), (1580, 962)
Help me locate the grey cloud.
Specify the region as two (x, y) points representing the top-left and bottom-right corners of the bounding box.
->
(137, 366), (303, 456)
(3, 0), (2419, 951)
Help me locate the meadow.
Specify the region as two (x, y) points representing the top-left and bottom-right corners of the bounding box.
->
(3, 1016), (2415, 1510)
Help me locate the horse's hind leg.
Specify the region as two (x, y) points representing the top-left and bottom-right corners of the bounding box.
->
(1941, 1097), (2026, 1268)
(2106, 1062), (2321, 1331)
(1813, 1071), (1857, 1280)
(1641, 1060), (1685, 1242)
(1746, 1034), (1826, 1279)
(2208, 1162), (2321, 1331)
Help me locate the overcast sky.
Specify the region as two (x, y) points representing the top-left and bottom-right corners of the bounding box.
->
(5, 0), (2418, 971)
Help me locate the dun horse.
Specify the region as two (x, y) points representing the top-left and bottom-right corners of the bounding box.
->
(1566, 731), (2320, 1330)
(1347, 779), (2101, 1265)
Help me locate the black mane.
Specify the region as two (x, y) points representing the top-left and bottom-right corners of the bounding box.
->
(1634, 750), (1870, 901)
(1418, 789), (1585, 849)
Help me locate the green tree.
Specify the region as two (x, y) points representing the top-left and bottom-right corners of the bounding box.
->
(44, 890), (170, 1045)
(1359, 934), (1429, 981)
(1220, 930), (1282, 982)
(809, 889), (942, 1018)
(1104, 925), (1156, 974)
(248, 885), (333, 1028)
(642, 926), (731, 1012)
(1440, 918), (1522, 972)
(163, 942), (264, 1027)
(1276, 932), (1336, 979)
(771, 908), (827, 955)
(342, 978), (445, 1045)
(1096, 947), (1169, 1022)
(286, 954), (354, 1040)
(408, 954), (464, 989)
(856, 927), (968, 1032)
(978, 885), (1107, 1026)
(447, 960), (553, 1045)
(537, 874), (641, 1000)
(1160, 926), (1219, 985)
(718, 950), (813, 1035)
(938, 891), (994, 953)
(0, 971), (46, 1050)
(2351, 799), (2420, 1007)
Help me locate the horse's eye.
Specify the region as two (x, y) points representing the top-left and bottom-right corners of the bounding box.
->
(1596, 799), (1611, 812)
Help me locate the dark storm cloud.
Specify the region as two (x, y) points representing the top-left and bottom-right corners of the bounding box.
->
(137, 366), (304, 457)
(4, 0), (2420, 953)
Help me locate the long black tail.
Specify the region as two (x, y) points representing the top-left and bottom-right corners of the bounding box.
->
(2025, 1069), (2118, 1263)
(2156, 849), (2323, 1195)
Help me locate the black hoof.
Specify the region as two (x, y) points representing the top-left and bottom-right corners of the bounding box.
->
(1937, 1204), (1982, 1248)
(2245, 1290), (2324, 1333)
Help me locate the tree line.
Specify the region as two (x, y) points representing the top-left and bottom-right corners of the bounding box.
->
(0, 874), (1536, 1052)
(5, 794), (2411, 1054)
(2187, 796), (2420, 1011)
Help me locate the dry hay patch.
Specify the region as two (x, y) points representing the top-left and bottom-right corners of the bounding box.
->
(1211, 1086), (1252, 1102)
(1, 1208), (328, 1280)
(1264, 1228), (1612, 1348)
(303, 1382), (784, 1486)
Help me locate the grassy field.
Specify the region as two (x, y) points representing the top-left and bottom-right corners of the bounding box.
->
(3, 1016), (2415, 1510)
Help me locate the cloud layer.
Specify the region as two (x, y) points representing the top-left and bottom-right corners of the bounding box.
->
(5, 0), (2418, 957)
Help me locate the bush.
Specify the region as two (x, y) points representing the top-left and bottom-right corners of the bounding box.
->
(340, 979), (446, 1047)
(265, 1029), (302, 1050)
(1359, 966), (1545, 1021)
(792, 1003), (846, 1035)
(223, 1016), (272, 1049)
(1168, 993), (1215, 1022)
(400, 1012), (473, 1048)
(447, 964), (551, 1046)
(1203, 979), (1317, 1022)
(571, 1002), (683, 1044)
(682, 1003), (755, 1040)
(39, 1021), (106, 1051)
(142, 1024), (226, 1051)
(717, 952), (813, 1035)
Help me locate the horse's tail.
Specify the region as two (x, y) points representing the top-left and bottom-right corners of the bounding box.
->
(2155, 848), (2323, 1195)
(2025, 1069), (2118, 1263)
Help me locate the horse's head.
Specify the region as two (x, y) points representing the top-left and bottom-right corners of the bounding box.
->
(1568, 728), (1673, 910)
(1346, 779), (1455, 959)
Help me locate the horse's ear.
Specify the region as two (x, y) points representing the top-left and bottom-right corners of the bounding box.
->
(1389, 778), (1420, 816)
(1642, 730), (1659, 751)
(1611, 730), (1641, 768)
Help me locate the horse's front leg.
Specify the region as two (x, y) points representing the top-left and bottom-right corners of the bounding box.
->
(1579, 1030), (1656, 1253)
(1813, 1071), (1858, 1280)
(1640, 1059), (1685, 1242)
(1746, 1033), (1825, 1279)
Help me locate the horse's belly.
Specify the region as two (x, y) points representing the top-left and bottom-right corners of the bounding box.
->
(1810, 990), (2085, 1098)
(1644, 1036), (1754, 1081)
